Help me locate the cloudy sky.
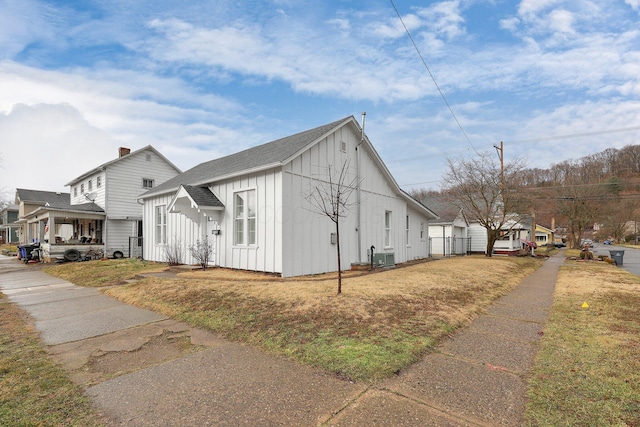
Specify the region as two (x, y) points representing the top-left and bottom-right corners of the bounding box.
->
(1, 0), (640, 199)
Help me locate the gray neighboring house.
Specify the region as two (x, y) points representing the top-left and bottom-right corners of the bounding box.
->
(0, 204), (19, 244)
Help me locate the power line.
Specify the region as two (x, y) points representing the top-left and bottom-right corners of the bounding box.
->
(389, 0), (477, 153)
(506, 126), (640, 145)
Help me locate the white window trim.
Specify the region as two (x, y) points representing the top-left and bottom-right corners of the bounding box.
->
(155, 205), (167, 245)
(406, 214), (411, 248)
(233, 188), (257, 247)
(384, 210), (392, 249)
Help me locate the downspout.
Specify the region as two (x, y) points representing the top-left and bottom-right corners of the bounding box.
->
(356, 112), (366, 264)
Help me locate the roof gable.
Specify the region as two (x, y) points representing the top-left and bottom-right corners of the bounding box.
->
(16, 189), (70, 206)
(65, 145), (181, 186)
(141, 117), (352, 198)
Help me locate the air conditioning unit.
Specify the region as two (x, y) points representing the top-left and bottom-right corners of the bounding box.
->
(373, 252), (395, 267)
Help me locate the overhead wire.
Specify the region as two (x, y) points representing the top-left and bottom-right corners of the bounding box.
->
(388, 0), (478, 154)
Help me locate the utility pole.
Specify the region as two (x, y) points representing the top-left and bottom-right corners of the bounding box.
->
(493, 141), (504, 192)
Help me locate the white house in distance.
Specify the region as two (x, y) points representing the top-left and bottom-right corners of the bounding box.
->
(424, 195), (470, 257)
(18, 146), (181, 261)
(139, 116), (438, 277)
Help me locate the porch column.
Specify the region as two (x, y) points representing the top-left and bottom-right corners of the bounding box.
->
(48, 216), (56, 243)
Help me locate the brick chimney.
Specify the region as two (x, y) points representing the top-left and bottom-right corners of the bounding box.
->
(119, 147), (131, 157)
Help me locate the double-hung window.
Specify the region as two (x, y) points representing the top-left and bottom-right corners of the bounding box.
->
(155, 205), (167, 244)
(234, 189), (256, 245)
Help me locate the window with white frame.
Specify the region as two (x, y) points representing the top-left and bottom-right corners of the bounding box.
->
(88, 179), (92, 191)
(143, 178), (154, 189)
(155, 205), (167, 244)
(97, 176), (102, 188)
(80, 183), (85, 194)
(74, 186), (77, 197)
(234, 189), (256, 245)
(384, 210), (392, 247)
(406, 215), (410, 246)
(420, 222), (425, 239)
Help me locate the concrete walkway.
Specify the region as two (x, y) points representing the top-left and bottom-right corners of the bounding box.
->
(0, 254), (562, 426)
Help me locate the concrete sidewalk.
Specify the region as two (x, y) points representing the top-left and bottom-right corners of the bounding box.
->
(0, 254), (562, 426)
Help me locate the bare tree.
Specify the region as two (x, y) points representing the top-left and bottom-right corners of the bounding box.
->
(305, 160), (360, 294)
(442, 150), (530, 256)
(189, 236), (214, 270)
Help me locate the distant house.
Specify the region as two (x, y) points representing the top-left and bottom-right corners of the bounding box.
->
(0, 204), (19, 244)
(420, 195), (470, 257)
(17, 146), (181, 261)
(534, 224), (554, 247)
(469, 216), (534, 255)
(139, 116), (438, 277)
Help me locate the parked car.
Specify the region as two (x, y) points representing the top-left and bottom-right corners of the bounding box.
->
(554, 241), (566, 248)
(603, 240), (611, 245)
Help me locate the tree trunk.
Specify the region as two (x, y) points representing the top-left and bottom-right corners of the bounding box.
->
(336, 220), (342, 294)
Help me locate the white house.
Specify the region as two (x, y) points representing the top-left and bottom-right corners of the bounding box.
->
(424, 196), (470, 257)
(139, 116), (438, 277)
(469, 216), (533, 255)
(18, 146), (181, 261)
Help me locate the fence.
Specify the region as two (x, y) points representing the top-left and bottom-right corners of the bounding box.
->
(429, 236), (471, 257)
(129, 237), (143, 259)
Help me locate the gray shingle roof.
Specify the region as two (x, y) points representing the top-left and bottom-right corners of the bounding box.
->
(419, 195), (463, 224)
(15, 189), (104, 214)
(182, 185), (224, 208)
(16, 189), (70, 206)
(142, 117), (352, 198)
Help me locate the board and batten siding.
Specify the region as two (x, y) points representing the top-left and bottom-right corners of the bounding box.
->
(208, 168), (283, 274)
(406, 205), (430, 260)
(281, 124), (427, 277)
(143, 168), (283, 274)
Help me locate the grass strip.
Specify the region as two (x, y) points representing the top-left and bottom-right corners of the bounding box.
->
(524, 262), (640, 426)
(45, 258), (166, 287)
(0, 293), (105, 426)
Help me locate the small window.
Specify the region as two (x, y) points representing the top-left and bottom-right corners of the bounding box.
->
(74, 186), (77, 197)
(97, 176), (102, 188)
(384, 210), (392, 247)
(420, 222), (425, 239)
(88, 179), (92, 191)
(80, 184), (85, 194)
(155, 205), (167, 244)
(406, 215), (410, 246)
(142, 178), (154, 189)
(340, 141), (347, 152)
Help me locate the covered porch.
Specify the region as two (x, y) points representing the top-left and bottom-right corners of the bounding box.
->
(22, 206), (106, 262)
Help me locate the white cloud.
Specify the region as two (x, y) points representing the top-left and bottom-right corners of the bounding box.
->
(0, 0), (62, 58)
(416, 1), (465, 40)
(0, 103), (116, 192)
(625, 0), (640, 10)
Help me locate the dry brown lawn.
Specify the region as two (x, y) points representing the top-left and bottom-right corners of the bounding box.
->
(525, 261), (640, 426)
(104, 255), (542, 381)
